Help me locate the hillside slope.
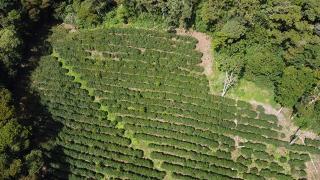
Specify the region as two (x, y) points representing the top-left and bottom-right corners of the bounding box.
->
(31, 28), (320, 179)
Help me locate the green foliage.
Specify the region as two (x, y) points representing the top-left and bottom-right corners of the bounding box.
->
(276, 66), (316, 107)
(24, 150), (44, 175)
(215, 42), (246, 75)
(0, 88), (14, 123)
(0, 28), (21, 76)
(0, 10), (21, 27)
(123, 0), (199, 29)
(196, 0), (260, 32)
(0, 0), (52, 178)
(0, 120), (29, 153)
(294, 93), (320, 133)
(126, 13), (168, 30)
(305, 138), (320, 147)
(196, 0), (222, 31)
(75, 0), (100, 27)
(166, 0), (195, 28)
(115, 4), (129, 23)
(214, 18), (247, 49)
(292, 44), (320, 69)
(0, 28), (21, 52)
(103, 4), (131, 27)
(197, 0), (320, 129)
(1, 0), (319, 178)
(279, 156), (287, 163)
(0, 0), (20, 18)
(56, 0), (115, 27)
(20, 0), (52, 21)
(0, 87), (31, 178)
(0, 157), (22, 179)
(0, 0), (53, 78)
(245, 44), (284, 82)
(32, 27), (318, 179)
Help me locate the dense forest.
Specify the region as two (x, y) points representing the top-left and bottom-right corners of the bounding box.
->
(0, 0), (319, 179)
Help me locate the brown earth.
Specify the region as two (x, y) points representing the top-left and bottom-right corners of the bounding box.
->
(250, 100), (318, 141)
(306, 154), (320, 180)
(251, 100), (320, 179)
(61, 23), (77, 33)
(176, 28), (213, 77)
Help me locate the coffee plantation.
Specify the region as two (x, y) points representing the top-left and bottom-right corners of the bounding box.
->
(31, 28), (320, 179)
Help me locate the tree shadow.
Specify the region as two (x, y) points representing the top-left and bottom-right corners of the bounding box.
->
(9, 21), (70, 178)
(25, 92), (68, 179)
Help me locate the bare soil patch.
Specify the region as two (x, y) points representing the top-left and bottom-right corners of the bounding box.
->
(61, 23), (77, 33)
(306, 155), (320, 180)
(175, 27), (320, 180)
(250, 100), (318, 141)
(251, 100), (320, 179)
(176, 28), (213, 77)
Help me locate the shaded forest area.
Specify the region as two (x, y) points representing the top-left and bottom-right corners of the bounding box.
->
(0, 0), (319, 178)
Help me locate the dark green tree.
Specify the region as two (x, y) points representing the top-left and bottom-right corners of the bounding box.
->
(0, 27), (22, 76)
(20, 0), (52, 22)
(0, 87), (30, 179)
(24, 150), (44, 176)
(56, 0), (115, 27)
(276, 66), (316, 107)
(123, 0), (199, 29)
(213, 18), (247, 49)
(294, 84), (320, 133)
(245, 44), (285, 82)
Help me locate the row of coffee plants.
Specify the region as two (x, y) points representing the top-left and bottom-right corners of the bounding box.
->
(31, 28), (320, 179)
(32, 56), (164, 179)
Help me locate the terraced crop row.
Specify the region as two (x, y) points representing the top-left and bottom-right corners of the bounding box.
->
(31, 28), (320, 179)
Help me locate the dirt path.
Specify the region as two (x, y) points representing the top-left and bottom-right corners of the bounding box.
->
(306, 154), (320, 180)
(251, 100), (294, 141)
(250, 100), (319, 141)
(250, 101), (286, 123)
(176, 29), (213, 77)
(61, 23), (77, 33)
(250, 100), (320, 179)
(176, 28), (320, 179)
(178, 27), (320, 142)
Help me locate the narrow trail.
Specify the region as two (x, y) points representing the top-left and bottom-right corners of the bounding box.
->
(177, 30), (320, 179)
(250, 100), (319, 141)
(250, 100), (320, 180)
(306, 154), (320, 180)
(176, 29), (213, 77)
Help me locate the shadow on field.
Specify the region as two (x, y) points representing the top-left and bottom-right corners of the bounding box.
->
(10, 22), (70, 179)
(26, 91), (68, 179)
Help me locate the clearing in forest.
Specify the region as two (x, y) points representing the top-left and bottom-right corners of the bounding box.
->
(31, 27), (320, 179)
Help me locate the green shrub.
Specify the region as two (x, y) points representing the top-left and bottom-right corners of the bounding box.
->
(279, 157), (287, 163)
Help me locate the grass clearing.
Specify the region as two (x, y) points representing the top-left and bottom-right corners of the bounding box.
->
(209, 61), (279, 108)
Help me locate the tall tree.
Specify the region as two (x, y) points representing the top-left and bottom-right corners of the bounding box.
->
(0, 87), (28, 178)
(276, 66), (316, 107)
(245, 44), (284, 82)
(20, 0), (52, 22)
(123, 0), (199, 29)
(0, 83), (44, 178)
(0, 28), (21, 77)
(294, 85), (320, 133)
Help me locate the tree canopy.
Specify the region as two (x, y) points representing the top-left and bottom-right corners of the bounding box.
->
(194, 0), (320, 132)
(276, 66), (316, 107)
(0, 1), (320, 178)
(0, 87), (42, 179)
